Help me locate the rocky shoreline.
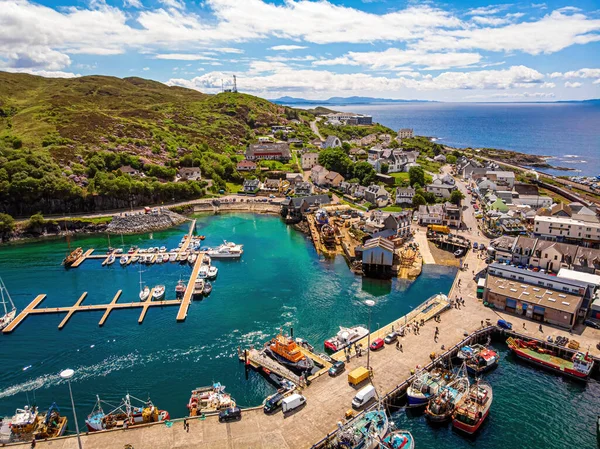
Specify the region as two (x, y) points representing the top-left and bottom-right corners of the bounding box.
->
(106, 209), (188, 234)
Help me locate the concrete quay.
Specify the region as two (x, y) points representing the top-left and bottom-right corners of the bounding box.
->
(11, 232), (600, 449)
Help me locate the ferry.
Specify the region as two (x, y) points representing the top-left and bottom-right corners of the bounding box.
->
(324, 325), (369, 352)
(425, 364), (469, 423)
(0, 277), (17, 331)
(452, 381), (493, 434)
(379, 430), (414, 449)
(86, 394), (169, 432)
(33, 403), (68, 440)
(507, 337), (594, 380)
(406, 366), (451, 406)
(465, 347), (499, 375)
(332, 408), (388, 449)
(207, 241), (244, 259)
(187, 383), (235, 416)
(265, 333), (314, 372)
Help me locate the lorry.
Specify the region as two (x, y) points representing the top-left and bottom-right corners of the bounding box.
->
(427, 225), (450, 234)
(348, 366), (370, 386)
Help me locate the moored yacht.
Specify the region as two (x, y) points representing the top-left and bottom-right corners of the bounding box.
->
(207, 241), (243, 259)
(324, 325), (369, 352)
(0, 277), (17, 331)
(152, 285), (165, 301)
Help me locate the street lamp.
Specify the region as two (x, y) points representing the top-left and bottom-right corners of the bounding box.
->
(60, 369), (83, 449)
(365, 300), (375, 372)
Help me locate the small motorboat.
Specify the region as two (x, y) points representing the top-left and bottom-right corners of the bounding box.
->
(120, 255), (129, 266)
(380, 430), (414, 449)
(159, 246), (167, 253)
(208, 266), (218, 279)
(202, 254), (211, 265)
(179, 252), (188, 264)
(162, 254), (170, 263)
(139, 286), (150, 302)
(155, 254), (163, 264)
(193, 278), (205, 300)
(152, 285), (165, 301)
(106, 254), (116, 265)
(199, 235), (206, 240)
(131, 255), (140, 264)
(114, 248), (123, 254)
(198, 265), (209, 279)
(203, 281), (212, 296)
(169, 253), (177, 263)
(175, 280), (186, 298)
(188, 254), (197, 265)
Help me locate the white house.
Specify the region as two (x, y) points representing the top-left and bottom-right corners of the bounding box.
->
(311, 165), (329, 186)
(364, 184), (390, 207)
(178, 167), (201, 181)
(534, 215), (600, 245)
(426, 174), (457, 199)
(397, 128), (414, 140)
(418, 204), (445, 225)
(395, 187), (415, 206)
(301, 152), (319, 170)
(242, 179), (261, 194)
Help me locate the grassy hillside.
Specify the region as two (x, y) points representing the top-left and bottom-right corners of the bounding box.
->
(0, 72), (313, 217)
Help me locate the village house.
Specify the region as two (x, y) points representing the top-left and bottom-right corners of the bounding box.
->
(245, 143), (291, 162)
(261, 178), (281, 192)
(360, 237), (396, 279)
(324, 171), (345, 188)
(301, 152), (319, 170)
(433, 154), (446, 163)
(285, 173), (304, 186)
(486, 171), (516, 189)
(359, 134), (378, 147)
(177, 167), (201, 181)
(426, 174), (457, 199)
(294, 182), (313, 196)
(378, 134), (392, 147)
(310, 165), (329, 186)
(397, 128), (414, 140)
(364, 184), (390, 207)
(534, 215), (600, 246)
(395, 187), (415, 206)
(444, 202), (462, 228)
(242, 179), (261, 194)
(237, 160), (257, 171)
(280, 194), (330, 221)
(322, 135), (342, 149)
(418, 204), (445, 225)
(489, 235), (517, 264)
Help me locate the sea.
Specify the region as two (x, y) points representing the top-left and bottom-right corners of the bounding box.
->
(0, 214), (598, 448)
(305, 102), (600, 177)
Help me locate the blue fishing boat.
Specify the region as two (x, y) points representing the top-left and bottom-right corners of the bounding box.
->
(379, 430), (414, 449)
(333, 408), (388, 449)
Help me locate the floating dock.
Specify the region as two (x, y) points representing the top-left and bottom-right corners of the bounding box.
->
(176, 252), (203, 322)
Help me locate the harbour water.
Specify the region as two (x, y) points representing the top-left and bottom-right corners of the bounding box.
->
(0, 214), (598, 448)
(316, 102), (600, 177)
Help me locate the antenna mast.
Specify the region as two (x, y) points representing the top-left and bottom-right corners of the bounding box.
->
(233, 75), (237, 93)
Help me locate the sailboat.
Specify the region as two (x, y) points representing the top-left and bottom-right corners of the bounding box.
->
(0, 277), (17, 331)
(138, 267), (150, 302)
(61, 219), (82, 267)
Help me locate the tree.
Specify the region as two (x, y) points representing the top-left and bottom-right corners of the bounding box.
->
(318, 148), (353, 178)
(352, 162), (376, 186)
(0, 213), (15, 241)
(380, 163), (389, 174)
(450, 189), (465, 206)
(389, 140), (400, 149)
(341, 142), (351, 154)
(409, 166), (425, 187)
(412, 194), (426, 208)
(28, 213), (45, 229)
(446, 154), (457, 165)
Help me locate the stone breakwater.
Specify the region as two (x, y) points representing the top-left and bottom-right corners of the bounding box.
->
(107, 209), (187, 234)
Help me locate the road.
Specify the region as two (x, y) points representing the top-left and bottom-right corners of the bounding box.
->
(310, 117), (325, 142)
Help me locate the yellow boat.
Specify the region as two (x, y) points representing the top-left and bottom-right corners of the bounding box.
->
(33, 403), (68, 440)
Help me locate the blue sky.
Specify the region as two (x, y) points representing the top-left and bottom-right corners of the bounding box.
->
(1, 0), (599, 101)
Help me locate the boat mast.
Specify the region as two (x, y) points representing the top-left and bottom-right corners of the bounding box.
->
(107, 233), (111, 249)
(0, 277), (16, 314)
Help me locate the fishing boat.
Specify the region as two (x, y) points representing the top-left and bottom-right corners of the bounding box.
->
(152, 285), (165, 301)
(33, 403), (68, 440)
(175, 280), (186, 299)
(457, 344), (486, 360)
(208, 266), (218, 279)
(62, 247), (83, 267)
(203, 281), (213, 296)
(425, 364), (469, 423)
(265, 333), (314, 372)
(452, 381), (493, 434)
(188, 253), (197, 265)
(179, 252), (188, 264)
(379, 430), (414, 449)
(207, 241), (244, 259)
(85, 394), (169, 432)
(106, 254), (116, 265)
(324, 325), (369, 352)
(193, 278), (205, 300)
(465, 347), (499, 375)
(187, 383), (235, 416)
(198, 265), (209, 279)
(406, 366), (451, 406)
(120, 255), (129, 266)
(507, 337), (594, 380)
(0, 278), (17, 331)
(9, 406), (38, 436)
(331, 408), (388, 449)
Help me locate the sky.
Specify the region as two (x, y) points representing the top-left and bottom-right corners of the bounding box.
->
(1, 0), (599, 101)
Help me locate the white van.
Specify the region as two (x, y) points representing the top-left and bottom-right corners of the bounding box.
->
(352, 385), (376, 409)
(282, 394), (306, 413)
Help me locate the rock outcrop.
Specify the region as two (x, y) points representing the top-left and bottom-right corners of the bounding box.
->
(107, 209), (187, 234)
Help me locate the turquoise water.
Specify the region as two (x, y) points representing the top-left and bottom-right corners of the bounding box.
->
(392, 343), (600, 449)
(0, 214), (456, 431)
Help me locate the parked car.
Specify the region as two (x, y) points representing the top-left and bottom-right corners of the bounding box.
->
(219, 406), (241, 422)
(282, 394), (306, 413)
(328, 360), (346, 377)
(263, 393), (285, 413)
(370, 338), (384, 351)
(384, 332), (398, 344)
(584, 319), (600, 330)
(473, 242), (479, 249)
(497, 319), (513, 330)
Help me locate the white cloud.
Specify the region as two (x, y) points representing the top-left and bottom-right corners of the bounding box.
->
(213, 47), (244, 54)
(158, 0), (185, 10)
(531, 3), (547, 10)
(549, 68), (600, 79)
(593, 79), (600, 84)
(2, 67), (81, 78)
(471, 16), (510, 26)
(266, 55), (316, 62)
(123, 0), (142, 8)
(466, 5), (509, 16)
(154, 54), (216, 60)
(539, 82), (555, 88)
(313, 48), (482, 70)
(142, 66), (149, 70)
(268, 45), (308, 51)
(564, 81), (582, 88)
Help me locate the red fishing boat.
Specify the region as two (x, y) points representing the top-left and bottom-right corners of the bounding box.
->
(452, 381), (493, 434)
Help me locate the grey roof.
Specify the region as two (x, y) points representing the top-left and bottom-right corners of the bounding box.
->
(363, 236), (395, 252)
(488, 263), (588, 289)
(246, 143), (291, 158)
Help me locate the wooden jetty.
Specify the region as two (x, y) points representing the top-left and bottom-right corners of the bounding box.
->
(176, 251), (203, 322)
(243, 348), (304, 386)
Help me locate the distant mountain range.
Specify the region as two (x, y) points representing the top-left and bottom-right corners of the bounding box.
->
(271, 96), (435, 105)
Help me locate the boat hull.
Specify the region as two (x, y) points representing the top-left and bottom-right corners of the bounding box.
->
(508, 346), (590, 381)
(265, 348), (314, 372)
(466, 360), (498, 375)
(452, 408), (489, 434)
(406, 392), (429, 407)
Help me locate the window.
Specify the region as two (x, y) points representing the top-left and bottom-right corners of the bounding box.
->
(554, 255), (558, 260)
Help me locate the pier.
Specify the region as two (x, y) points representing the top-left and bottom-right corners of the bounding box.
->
(176, 252), (203, 322)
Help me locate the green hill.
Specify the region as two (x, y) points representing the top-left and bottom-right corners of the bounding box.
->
(0, 72), (312, 217)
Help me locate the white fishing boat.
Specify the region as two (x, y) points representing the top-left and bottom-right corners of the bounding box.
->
(0, 278), (17, 331)
(10, 406), (38, 436)
(208, 266), (218, 279)
(207, 241), (243, 259)
(198, 265), (209, 279)
(152, 285), (165, 301)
